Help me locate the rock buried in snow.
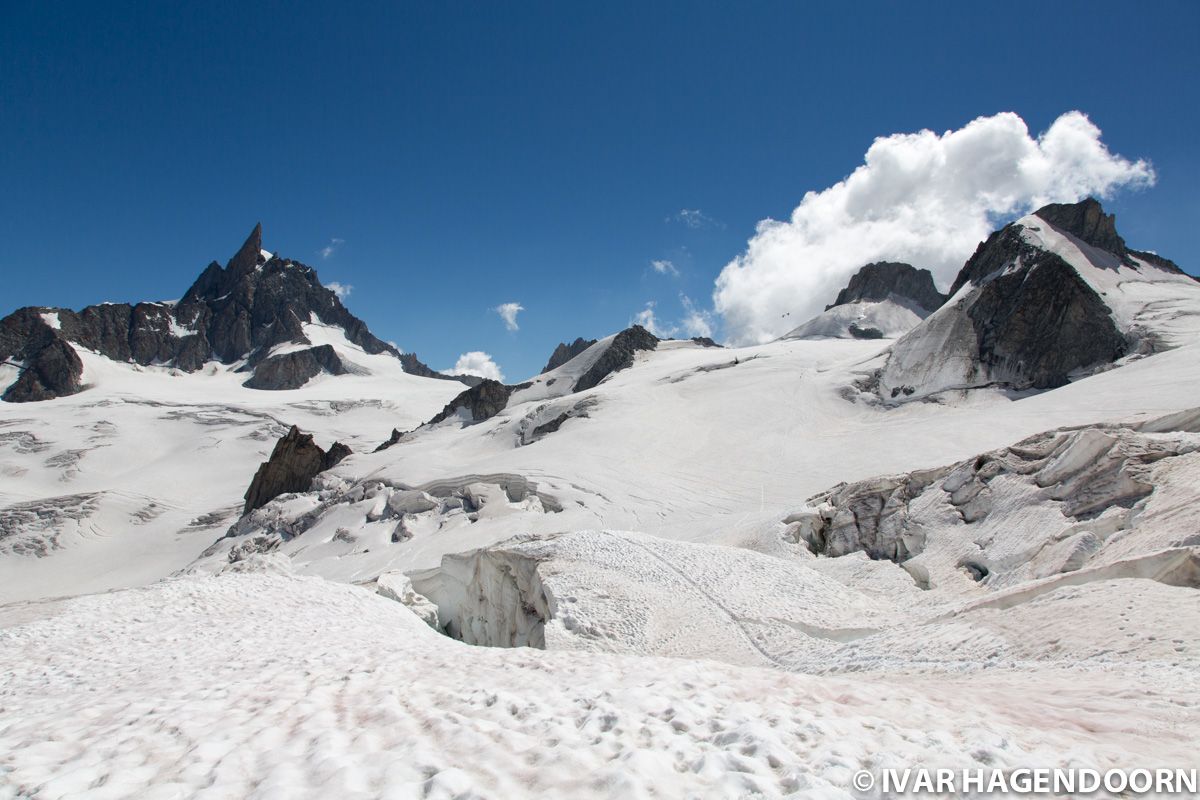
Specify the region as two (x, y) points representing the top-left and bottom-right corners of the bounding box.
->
(241, 344), (349, 390)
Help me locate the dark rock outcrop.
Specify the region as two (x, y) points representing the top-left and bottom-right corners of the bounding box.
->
(690, 336), (722, 348)
(879, 198), (1153, 401)
(428, 379), (515, 425)
(0, 310), (86, 402)
(374, 427), (406, 452)
(1033, 198), (1126, 257)
(242, 345), (348, 390)
(242, 426), (351, 514)
(572, 326), (659, 393)
(541, 337), (597, 373)
(847, 323), (884, 340)
(3, 336), (84, 403)
(1, 224), (470, 401)
(827, 262), (946, 312)
(397, 353), (479, 385)
(964, 255), (1126, 390)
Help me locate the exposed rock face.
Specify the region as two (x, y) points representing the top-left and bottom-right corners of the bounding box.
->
(689, 337), (722, 348)
(242, 345), (348, 390)
(1, 224), (466, 401)
(878, 199), (1157, 401)
(964, 255), (1125, 389)
(242, 426), (351, 515)
(374, 427), (406, 452)
(828, 262), (946, 312)
(1030, 198), (1194, 280)
(0, 313), (85, 403)
(1033, 198), (1126, 257)
(541, 337), (597, 373)
(428, 379), (515, 425)
(572, 326), (659, 393)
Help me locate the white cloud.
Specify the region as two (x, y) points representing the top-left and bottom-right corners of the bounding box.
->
(650, 259), (680, 277)
(632, 301), (667, 337)
(713, 111), (1155, 345)
(670, 209), (723, 230)
(494, 302), (524, 332)
(326, 281), (352, 300)
(320, 237), (345, 260)
(680, 295), (714, 339)
(447, 351), (505, 382)
(631, 295), (715, 339)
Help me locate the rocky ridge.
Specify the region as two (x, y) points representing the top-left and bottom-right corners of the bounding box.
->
(541, 338), (597, 374)
(0, 225), (465, 401)
(572, 325), (659, 393)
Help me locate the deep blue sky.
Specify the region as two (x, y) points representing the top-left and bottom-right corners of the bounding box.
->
(3, 1), (1197, 380)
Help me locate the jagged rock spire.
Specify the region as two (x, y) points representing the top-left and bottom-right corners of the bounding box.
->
(227, 222), (264, 276)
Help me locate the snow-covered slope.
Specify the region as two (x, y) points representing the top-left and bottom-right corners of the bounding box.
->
(3, 199), (1200, 799)
(781, 296), (929, 340)
(2, 570), (1195, 799)
(0, 355), (460, 603)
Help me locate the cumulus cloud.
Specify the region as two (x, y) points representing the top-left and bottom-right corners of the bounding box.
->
(632, 301), (665, 336)
(631, 295), (715, 339)
(326, 281), (352, 299)
(669, 209), (723, 230)
(713, 111), (1155, 345)
(320, 237), (344, 260)
(650, 259), (680, 277)
(447, 351), (504, 382)
(680, 295), (714, 338)
(494, 302), (524, 332)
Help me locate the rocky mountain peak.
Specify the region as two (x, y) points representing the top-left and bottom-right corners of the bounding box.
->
(826, 262), (946, 313)
(227, 222), (265, 277)
(1033, 198), (1126, 256)
(877, 197), (1190, 402)
(2, 224), (468, 401)
(541, 337), (597, 374)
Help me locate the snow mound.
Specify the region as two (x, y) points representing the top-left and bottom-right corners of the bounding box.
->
(782, 296), (929, 341)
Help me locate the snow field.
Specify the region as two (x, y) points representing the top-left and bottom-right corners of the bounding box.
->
(2, 573), (1195, 800)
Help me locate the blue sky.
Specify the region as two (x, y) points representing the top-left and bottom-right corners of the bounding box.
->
(2, 1), (1197, 380)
